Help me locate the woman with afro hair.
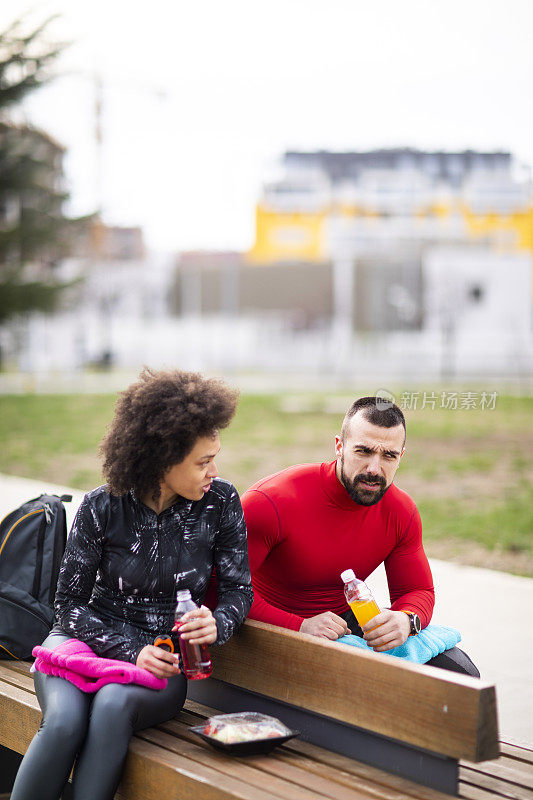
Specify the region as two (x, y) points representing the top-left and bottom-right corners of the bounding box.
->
(11, 368), (253, 800)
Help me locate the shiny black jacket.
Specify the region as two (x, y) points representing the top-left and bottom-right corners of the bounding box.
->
(54, 480), (253, 663)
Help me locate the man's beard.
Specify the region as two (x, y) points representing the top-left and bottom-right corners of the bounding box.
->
(340, 458), (389, 506)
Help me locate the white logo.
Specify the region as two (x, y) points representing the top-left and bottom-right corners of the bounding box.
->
(374, 389), (396, 410)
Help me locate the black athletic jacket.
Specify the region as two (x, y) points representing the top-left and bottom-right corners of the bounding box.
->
(54, 480), (253, 663)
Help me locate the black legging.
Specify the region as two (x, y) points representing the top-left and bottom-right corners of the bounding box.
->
(11, 630), (187, 800)
(339, 609), (480, 677)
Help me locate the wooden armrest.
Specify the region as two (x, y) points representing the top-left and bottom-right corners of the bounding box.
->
(210, 619), (499, 762)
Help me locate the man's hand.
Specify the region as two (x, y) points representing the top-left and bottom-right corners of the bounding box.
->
(172, 605), (218, 645)
(299, 612), (350, 640)
(362, 610), (411, 651)
(136, 645), (181, 678)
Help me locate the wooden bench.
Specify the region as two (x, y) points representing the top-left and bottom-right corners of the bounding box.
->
(1, 620), (531, 800)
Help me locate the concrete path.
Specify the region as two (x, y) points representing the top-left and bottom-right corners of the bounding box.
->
(1, 473), (532, 746)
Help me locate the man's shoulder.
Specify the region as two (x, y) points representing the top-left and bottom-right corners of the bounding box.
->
(382, 483), (419, 518)
(244, 463), (321, 501)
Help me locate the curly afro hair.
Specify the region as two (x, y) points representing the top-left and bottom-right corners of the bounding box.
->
(99, 367), (239, 499)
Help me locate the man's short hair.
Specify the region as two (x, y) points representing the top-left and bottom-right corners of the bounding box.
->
(340, 396), (406, 442)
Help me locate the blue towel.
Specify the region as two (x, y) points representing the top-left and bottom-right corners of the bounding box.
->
(337, 624), (461, 664)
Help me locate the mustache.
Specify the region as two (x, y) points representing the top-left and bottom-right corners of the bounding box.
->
(354, 473), (386, 489)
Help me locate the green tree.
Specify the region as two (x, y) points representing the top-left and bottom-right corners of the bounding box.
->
(0, 17), (84, 324)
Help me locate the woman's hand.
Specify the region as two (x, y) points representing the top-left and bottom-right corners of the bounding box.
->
(173, 605), (217, 645)
(136, 645), (181, 678)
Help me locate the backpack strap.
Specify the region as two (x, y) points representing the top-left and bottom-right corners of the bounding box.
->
(31, 511), (48, 599)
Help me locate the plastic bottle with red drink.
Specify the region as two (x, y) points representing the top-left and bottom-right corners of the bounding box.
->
(174, 589), (212, 680)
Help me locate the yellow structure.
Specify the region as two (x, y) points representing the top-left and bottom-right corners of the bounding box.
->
(463, 206), (533, 251)
(248, 201), (533, 262)
(248, 207), (327, 263)
(246, 150), (533, 263)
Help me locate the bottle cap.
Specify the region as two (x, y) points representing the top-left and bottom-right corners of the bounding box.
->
(176, 589), (192, 600)
(340, 569), (356, 583)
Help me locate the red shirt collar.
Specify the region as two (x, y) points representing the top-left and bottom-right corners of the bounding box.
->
(320, 459), (363, 510)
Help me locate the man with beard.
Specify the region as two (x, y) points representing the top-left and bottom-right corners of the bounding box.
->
(241, 396), (479, 675)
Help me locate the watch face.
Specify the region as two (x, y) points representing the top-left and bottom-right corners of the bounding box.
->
(412, 614), (421, 634)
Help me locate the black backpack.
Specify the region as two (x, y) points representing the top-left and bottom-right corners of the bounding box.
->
(0, 494), (71, 659)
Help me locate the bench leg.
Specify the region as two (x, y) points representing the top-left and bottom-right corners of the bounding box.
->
(0, 745), (22, 793)
(0, 745), (75, 800)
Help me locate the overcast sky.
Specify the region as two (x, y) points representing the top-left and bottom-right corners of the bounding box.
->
(2, 0), (533, 253)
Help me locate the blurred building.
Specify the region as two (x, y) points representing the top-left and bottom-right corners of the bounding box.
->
(2, 217), (174, 373)
(5, 148), (532, 379)
(170, 149), (532, 378)
(0, 123), (67, 276)
(72, 220), (145, 261)
(173, 251), (332, 329)
(249, 149), (533, 264)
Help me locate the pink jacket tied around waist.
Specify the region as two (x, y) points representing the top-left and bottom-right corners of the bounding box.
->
(32, 638), (167, 692)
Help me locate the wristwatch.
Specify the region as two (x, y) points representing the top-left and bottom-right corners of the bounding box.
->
(401, 611), (421, 636)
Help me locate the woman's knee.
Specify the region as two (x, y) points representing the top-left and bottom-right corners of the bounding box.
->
(40, 704), (88, 746)
(89, 684), (137, 731)
(34, 673), (90, 747)
(89, 678), (186, 735)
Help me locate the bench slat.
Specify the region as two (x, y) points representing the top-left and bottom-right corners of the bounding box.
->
(461, 757), (533, 798)
(3, 660), (32, 674)
(274, 745), (449, 800)
(499, 744), (533, 766)
(281, 737), (454, 800)
(183, 699), (452, 800)
(459, 783), (526, 800)
(1, 653), (510, 800)
(460, 762), (533, 794)
(170, 716), (458, 800)
(459, 767), (533, 800)
(0, 663), (35, 693)
(0, 679), (329, 800)
(160, 720), (333, 799)
(210, 621), (499, 762)
(276, 747), (450, 800)
(161, 718), (377, 800)
(0, 681), (41, 754)
(142, 724), (349, 800)
(118, 736), (280, 800)
(228, 751), (370, 800)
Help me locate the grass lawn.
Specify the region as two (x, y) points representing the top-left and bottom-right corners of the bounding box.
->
(1, 391), (532, 576)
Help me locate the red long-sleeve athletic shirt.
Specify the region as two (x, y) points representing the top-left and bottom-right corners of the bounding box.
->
(241, 461), (434, 631)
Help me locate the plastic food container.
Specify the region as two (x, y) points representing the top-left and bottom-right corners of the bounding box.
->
(190, 712), (298, 755)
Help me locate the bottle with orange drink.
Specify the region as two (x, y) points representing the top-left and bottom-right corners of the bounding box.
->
(340, 569), (380, 629)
